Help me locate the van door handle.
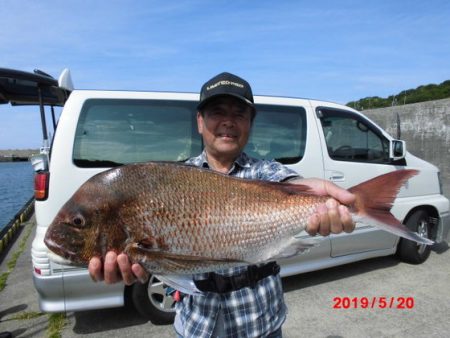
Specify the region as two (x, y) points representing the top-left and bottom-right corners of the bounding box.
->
(328, 171), (345, 182)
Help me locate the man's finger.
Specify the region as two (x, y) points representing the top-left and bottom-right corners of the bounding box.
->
(117, 253), (137, 285)
(324, 181), (356, 205)
(132, 264), (149, 284)
(306, 213), (320, 236)
(104, 251), (120, 284)
(88, 256), (103, 282)
(326, 199), (342, 234)
(339, 205), (355, 233)
(318, 204), (331, 236)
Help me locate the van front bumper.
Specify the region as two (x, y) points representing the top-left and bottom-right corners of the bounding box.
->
(439, 212), (450, 243)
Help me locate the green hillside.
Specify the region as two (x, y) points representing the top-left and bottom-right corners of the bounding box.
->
(347, 80), (450, 110)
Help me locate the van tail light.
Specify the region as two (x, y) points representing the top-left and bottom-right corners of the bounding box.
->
(34, 171), (49, 201)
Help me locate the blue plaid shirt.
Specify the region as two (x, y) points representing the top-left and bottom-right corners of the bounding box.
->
(175, 151), (299, 338)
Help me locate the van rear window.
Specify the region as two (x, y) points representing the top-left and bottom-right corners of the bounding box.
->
(73, 99), (201, 167)
(72, 99), (307, 167)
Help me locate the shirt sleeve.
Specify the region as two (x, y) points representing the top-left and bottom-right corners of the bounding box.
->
(257, 160), (301, 182)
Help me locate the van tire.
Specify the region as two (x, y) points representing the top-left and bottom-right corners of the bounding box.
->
(397, 210), (432, 264)
(130, 274), (176, 324)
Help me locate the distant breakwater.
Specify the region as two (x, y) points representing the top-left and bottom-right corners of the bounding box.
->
(0, 156), (29, 162)
(0, 149), (39, 162)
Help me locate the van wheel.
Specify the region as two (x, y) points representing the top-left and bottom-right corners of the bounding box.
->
(397, 210), (432, 264)
(130, 274), (176, 324)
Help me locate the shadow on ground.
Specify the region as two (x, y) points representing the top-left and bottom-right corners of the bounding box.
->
(283, 241), (448, 293)
(71, 304), (154, 334)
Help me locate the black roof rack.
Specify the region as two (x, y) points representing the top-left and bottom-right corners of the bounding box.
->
(0, 67), (72, 148)
(0, 67), (70, 106)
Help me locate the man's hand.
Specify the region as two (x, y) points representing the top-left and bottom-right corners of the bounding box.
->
(88, 252), (148, 285)
(291, 178), (356, 236)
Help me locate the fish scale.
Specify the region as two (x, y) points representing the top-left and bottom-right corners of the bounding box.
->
(44, 163), (432, 277)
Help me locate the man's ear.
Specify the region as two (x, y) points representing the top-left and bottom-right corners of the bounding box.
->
(197, 112), (204, 135)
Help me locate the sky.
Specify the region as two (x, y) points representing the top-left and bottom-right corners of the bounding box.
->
(0, 0), (449, 149)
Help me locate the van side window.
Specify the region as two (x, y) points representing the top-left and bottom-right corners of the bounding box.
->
(246, 104), (307, 164)
(318, 108), (390, 163)
(73, 100), (307, 167)
(73, 99), (201, 167)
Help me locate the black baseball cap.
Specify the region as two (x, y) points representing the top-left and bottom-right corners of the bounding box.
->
(198, 72), (254, 110)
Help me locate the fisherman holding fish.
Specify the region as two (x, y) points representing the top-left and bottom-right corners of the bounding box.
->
(87, 72), (356, 337)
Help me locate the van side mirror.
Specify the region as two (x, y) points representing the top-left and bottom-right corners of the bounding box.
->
(390, 140), (406, 160)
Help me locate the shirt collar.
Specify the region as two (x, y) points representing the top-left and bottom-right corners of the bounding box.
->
(199, 150), (252, 173)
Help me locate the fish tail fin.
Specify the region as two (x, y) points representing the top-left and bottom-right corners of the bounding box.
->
(349, 169), (433, 245)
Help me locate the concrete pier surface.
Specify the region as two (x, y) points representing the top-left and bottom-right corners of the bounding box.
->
(0, 216), (49, 337)
(1, 215), (450, 338)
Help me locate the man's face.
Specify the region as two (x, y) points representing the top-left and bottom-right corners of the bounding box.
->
(197, 96), (253, 160)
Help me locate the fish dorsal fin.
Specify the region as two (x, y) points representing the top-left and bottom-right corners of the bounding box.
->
(263, 181), (313, 195)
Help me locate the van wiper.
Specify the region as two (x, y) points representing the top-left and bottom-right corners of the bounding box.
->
(73, 159), (124, 168)
(276, 156), (303, 165)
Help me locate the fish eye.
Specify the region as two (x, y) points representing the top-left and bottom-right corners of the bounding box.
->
(72, 215), (85, 227)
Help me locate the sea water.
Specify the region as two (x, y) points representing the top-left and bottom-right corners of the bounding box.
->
(0, 161), (34, 230)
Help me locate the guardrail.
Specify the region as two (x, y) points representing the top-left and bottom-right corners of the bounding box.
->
(0, 197), (34, 256)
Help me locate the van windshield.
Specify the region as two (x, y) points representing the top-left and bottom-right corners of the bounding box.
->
(73, 99), (306, 167)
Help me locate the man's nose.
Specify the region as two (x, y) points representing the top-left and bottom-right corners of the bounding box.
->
(220, 116), (236, 127)
(221, 112), (236, 124)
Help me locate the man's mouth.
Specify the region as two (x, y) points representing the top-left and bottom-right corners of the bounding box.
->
(217, 133), (237, 139)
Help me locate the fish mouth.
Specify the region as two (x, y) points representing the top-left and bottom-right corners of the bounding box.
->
(44, 236), (80, 263)
(44, 223), (87, 265)
(47, 250), (75, 266)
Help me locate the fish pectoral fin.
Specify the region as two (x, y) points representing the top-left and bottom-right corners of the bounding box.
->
(271, 237), (320, 259)
(137, 237), (157, 248)
(155, 274), (203, 295)
(149, 250), (245, 264)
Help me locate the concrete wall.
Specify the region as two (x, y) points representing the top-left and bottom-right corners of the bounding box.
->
(363, 98), (450, 198)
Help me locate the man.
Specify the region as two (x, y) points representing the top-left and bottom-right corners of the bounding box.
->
(89, 72), (355, 337)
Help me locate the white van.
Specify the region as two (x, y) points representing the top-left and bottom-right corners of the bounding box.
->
(1, 68), (448, 324)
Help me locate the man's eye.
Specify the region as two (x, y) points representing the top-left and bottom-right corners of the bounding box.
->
(209, 110), (225, 117)
(235, 111), (250, 120)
